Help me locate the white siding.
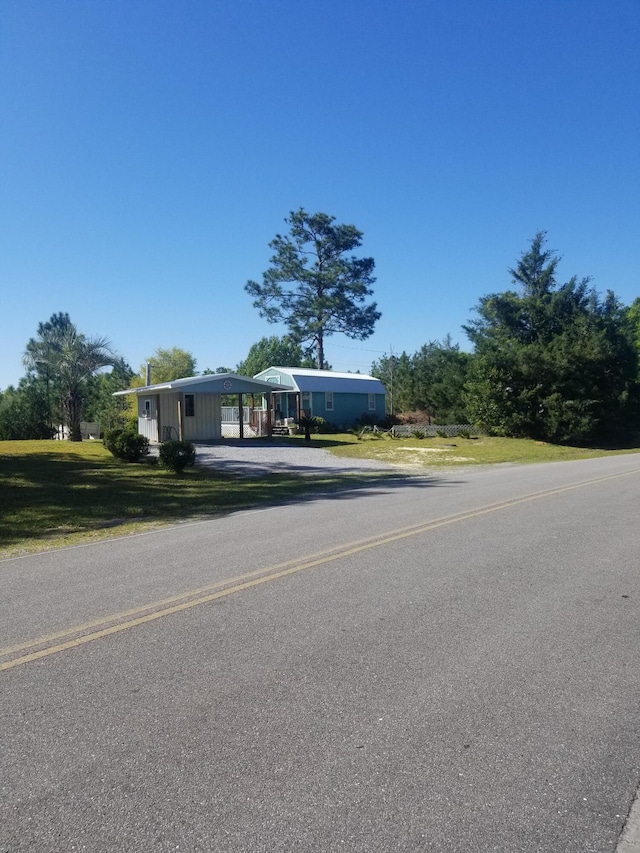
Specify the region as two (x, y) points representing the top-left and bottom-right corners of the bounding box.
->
(139, 392), (224, 442)
(183, 393), (221, 440)
(161, 393), (181, 439)
(138, 396), (159, 442)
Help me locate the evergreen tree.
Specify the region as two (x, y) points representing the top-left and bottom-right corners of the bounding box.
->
(84, 358), (135, 432)
(0, 380), (52, 440)
(411, 337), (471, 422)
(626, 297), (640, 355)
(372, 339), (470, 421)
(246, 209), (380, 369)
(23, 312), (73, 429)
(371, 351), (415, 415)
(464, 233), (638, 443)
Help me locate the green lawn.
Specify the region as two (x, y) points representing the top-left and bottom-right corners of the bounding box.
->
(317, 432), (640, 466)
(1, 435), (638, 558)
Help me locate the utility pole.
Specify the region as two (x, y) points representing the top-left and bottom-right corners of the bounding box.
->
(389, 344), (394, 416)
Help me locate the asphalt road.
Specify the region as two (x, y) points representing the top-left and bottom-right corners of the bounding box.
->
(1, 454), (640, 852)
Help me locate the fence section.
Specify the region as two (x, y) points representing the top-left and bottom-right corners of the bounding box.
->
(390, 423), (479, 438)
(220, 408), (269, 438)
(53, 421), (100, 440)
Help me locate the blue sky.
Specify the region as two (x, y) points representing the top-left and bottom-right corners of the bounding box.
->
(1, 0), (638, 389)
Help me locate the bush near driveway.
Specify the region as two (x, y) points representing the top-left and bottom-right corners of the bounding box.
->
(159, 439), (196, 473)
(103, 426), (149, 462)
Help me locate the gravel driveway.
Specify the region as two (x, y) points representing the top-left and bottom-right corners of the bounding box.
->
(190, 440), (399, 478)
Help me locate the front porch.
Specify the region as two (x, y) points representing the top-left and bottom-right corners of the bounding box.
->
(270, 391), (309, 428)
(221, 391), (312, 436)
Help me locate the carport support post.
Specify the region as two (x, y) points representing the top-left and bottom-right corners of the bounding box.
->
(177, 399), (184, 441)
(155, 394), (161, 443)
(266, 392), (273, 438)
(238, 394), (244, 440)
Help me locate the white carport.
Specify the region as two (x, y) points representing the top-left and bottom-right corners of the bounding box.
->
(113, 373), (292, 443)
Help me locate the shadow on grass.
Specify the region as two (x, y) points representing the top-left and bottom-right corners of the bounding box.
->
(0, 449), (453, 550)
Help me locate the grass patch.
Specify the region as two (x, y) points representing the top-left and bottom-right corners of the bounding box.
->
(0, 440), (398, 559)
(322, 433), (640, 467)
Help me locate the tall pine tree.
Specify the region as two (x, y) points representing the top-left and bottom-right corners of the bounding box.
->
(246, 209), (380, 369)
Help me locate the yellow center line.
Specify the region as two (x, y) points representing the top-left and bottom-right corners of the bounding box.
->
(2, 467), (638, 672)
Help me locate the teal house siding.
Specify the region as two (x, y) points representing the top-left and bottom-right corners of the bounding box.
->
(255, 367), (387, 429)
(313, 391), (383, 425)
(259, 368), (291, 386)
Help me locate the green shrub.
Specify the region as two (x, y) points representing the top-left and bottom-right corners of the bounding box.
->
(295, 416), (337, 439)
(312, 417), (337, 434)
(159, 439), (196, 473)
(411, 429), (426, 440)
(295, 416), (315, 441)
(103, 426), (149, 462)
(436, 429), (448, 438)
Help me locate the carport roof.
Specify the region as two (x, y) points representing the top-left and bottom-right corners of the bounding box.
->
(113, 373), (293, 397)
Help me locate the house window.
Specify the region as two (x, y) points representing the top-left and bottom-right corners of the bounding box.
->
(325, 391), (334, 411)
(143, 399), (151, 418)
(301, 391), (311, 417)
(368, 393), (376, 411)
(185, 394), (195, 417)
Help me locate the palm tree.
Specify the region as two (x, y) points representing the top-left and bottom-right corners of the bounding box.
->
(24, 315), (115, 441)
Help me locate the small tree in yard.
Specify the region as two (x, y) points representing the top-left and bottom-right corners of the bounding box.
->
(296, 415), (319, 442)
(245, 209), (380, 369)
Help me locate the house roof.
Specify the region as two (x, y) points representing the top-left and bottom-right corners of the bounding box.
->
(113, 373), (292, 397)
(254, 367), (386, 394)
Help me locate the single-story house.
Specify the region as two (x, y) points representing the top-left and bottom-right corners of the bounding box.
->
(113, 373), (292, 442)
(254, 367), (387, 428)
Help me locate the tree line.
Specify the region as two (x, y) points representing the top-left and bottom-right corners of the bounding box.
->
(373, 234), (639, 444)
(1, 212), (639, 445)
